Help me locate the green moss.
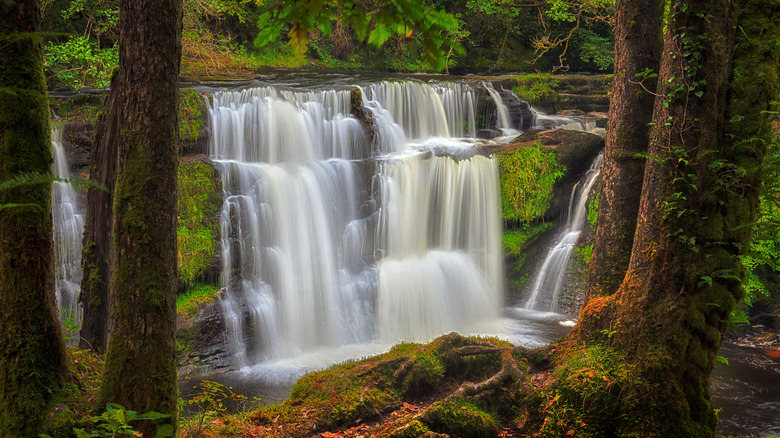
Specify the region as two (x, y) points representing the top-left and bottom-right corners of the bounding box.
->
(177, 159), (221, 286)
(420, 399), (499, 438)
(498, 144), (565, 223)
(178, 90), (205, 148)
(389, 420), (430, 438)
(177, 283), (220, 316)
(401, 352), (445, 396)
(511, 73), (558, 104)
(503, 223), (552, 257)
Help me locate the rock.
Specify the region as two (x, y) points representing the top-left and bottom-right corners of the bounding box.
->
(477, 128), (500, 139)
(557, 93), (609, 113)
(499, 88), (535, 131)
(178, 294), (233, 378)
(63, 120), (93, 174)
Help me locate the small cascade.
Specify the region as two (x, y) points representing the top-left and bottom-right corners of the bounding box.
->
(361, 81), (476, 139)
(533, 113), (600, 133)
(52, 125), (85, 331)
(524, 152), (603, 312)
(482, 82), (518, 136)
(211, 80), (504, 369)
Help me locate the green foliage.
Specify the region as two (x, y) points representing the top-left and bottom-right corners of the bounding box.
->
(573, 28), (615, 71)
(177, 160), (221, 287)
(43, 36), (118, 89)
(179, 90), (204, 145)
(574, 244), (593, 266)
(503, 223), (552, 257)
(180, 380), (257, 437)
(737, 128), (780, 321)
(587, 191), (599, 229)
(177, 283), (220, 317)
(512, 74), (557, 103)
(498, 145), (565, 223)
(542, 345), (660, 436)
(389, 420), (429, 438)
(69, 403), (173, 438)
(254, 0), (463, 71)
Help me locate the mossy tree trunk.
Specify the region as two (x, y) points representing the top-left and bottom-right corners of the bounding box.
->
(79, 97), (118, 353)
(0, 1), (67, 435)
(96, 0), (182, 433)
(572, 0), (780, 435)
(586, 0), (663, 298)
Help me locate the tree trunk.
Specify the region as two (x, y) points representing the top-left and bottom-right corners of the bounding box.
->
(0, 1), (67, 435)
(78, 98), (118, 352)
(96, 0), (182, 433)
(573, 0), (780, 434)
(585, 0), (663, 299)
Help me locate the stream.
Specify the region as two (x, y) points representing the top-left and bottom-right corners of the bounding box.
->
(50, 72), (780, 436)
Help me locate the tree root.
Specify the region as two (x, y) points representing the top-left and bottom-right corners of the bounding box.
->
(448, 349), (525, 399)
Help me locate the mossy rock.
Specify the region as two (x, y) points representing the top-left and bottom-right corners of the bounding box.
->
(177, 155), (222, 288)
(179, 89), (210, 156)
(401, 352), (445, 396)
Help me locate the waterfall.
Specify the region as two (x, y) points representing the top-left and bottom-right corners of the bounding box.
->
(483, 82), (517, 135)
(52, 125), (85, 331)
(361, 81), (476, 140)
(211, 81), (503, 368)
(376, 152), (502, 341)
(524, 152), (603, 312)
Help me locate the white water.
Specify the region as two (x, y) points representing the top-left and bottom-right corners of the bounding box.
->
(524, 152), (604, 312)
(483, 82), (519, 136)
(211, 82), (506, 370)
(361, 81), (476, 140)
(52, 125), (85, 332)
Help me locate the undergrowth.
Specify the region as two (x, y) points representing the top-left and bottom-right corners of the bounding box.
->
(498, 143), (565, 224)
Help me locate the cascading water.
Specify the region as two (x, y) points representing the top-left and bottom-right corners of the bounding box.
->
(524, 152), (604, 312)
(211, 81), (504, 370)
(361, 81), (476, 140)
(52, 125), (85, 331)
(483, 82), (518, 136)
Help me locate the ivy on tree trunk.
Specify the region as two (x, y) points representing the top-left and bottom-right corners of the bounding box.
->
(572, 0), (780, 435)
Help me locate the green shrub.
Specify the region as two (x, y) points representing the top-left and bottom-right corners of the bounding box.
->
(43, 36), (118, 89)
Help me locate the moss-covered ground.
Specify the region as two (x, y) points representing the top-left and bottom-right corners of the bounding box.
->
(180, 333), (545, 438)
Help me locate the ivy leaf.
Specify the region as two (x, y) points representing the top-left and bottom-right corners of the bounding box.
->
(288, 24), (310, 58)
(350, 9), (371, 41)
(367, 24), (393, 47)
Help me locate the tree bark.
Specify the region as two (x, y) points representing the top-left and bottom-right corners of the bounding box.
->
(78, 98), (118, 352)
(585, 0), (663, 299)
(574, 0), (780, 434)
(0, 1), (67, 435)
(96, 0), (182, 433)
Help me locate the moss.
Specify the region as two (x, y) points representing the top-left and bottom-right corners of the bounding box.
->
(177, 158), (222, 287)
(177, 283), (220, 317)
(511, 74), (558, 105)
(401, 352), (445, 396)
(178, 89), (207, 152)
(389, 420), (430, 438)
(420, 399), (499, 438)
(498, 144), (565, 224)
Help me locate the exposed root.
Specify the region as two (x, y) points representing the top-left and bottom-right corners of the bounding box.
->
(449, 349), (525, 399)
